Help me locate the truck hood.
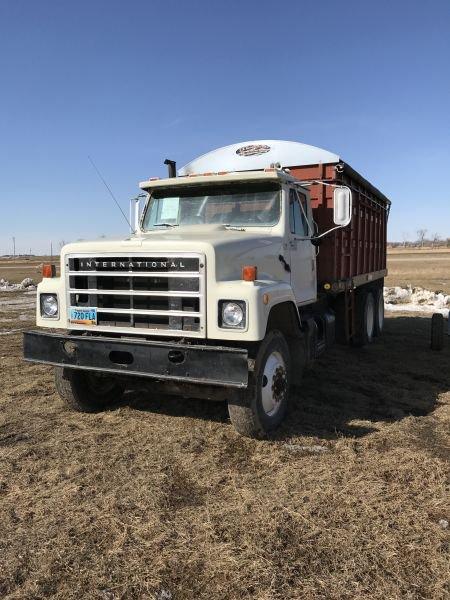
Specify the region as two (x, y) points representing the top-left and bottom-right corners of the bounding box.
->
(61, 225), (287, 281)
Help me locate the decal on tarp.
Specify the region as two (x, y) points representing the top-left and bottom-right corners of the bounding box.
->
(236, 144), (271, 157)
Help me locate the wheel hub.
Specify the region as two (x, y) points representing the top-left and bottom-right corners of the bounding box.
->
(272, 366), (287, 403)
(366, 295), (375, 339)
(86, 373), (116, 395)
(261, 351), (287, 417)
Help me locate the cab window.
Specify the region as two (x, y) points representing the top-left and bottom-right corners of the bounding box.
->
(289, 189), (308, 236)
(297, 191), (310, 235)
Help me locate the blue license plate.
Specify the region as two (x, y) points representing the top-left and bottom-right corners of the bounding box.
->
(69, 307), (97, 325)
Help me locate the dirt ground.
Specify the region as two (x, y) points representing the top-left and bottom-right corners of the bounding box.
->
(0, 258), (449, 599)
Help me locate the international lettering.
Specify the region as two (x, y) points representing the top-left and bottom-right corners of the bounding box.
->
(78, 258), (191, 271)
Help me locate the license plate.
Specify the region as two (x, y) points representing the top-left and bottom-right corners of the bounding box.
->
(69, 307), (97, 325)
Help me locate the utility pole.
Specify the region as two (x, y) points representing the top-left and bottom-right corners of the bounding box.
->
(12, 236), (15, 260)
(50, 241), (53, 260)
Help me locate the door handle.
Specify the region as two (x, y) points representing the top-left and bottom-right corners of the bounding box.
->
(278, 255), (291, 272)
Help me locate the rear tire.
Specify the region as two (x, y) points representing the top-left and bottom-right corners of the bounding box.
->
(55, 367), (124, 412)
(352, 290), (375, 347)
(431, 313), (445, 351)
(373, 285), (385, 337)
(228, 330), (290, 438)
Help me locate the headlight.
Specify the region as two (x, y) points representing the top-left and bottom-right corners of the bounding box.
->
(220, 300), (246, 328)
(40, 294), (59, 318)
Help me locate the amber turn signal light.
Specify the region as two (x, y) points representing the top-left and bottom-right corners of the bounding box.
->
(242, 265), (257, 282)
(42, 264), (56, 278)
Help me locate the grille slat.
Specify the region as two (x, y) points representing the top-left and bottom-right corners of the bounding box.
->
(68, 271), (200, 277)
(68, 289), (200, 297)
(95, 308), (200, 317)
(66, 254), (205, 337)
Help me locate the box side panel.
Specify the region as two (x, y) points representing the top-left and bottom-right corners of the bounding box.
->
(289, 163), (389, 287)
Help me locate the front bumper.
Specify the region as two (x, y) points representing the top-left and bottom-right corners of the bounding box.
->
(23, 331), (248, 388)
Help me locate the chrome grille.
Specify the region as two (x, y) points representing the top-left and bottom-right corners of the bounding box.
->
(65, 253), (205, 337)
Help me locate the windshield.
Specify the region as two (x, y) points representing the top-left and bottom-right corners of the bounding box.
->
(142, 182), (281, 230)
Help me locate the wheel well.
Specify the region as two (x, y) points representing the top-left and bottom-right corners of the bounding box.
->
(265, 302), (305, 386)
(265, 301), (302, 338)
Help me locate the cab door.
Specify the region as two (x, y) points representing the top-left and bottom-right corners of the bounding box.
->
(288, 188), (316, 304)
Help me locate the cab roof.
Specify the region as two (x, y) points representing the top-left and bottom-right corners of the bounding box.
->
(139, 168), (297, 191)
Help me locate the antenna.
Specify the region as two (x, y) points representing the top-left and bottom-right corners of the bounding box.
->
(88, 156), (131, 230)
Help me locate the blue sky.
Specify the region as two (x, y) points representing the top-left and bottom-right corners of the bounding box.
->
(0, 0), (449, 254)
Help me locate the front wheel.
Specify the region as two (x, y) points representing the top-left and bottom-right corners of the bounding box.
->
(55, 367), (124, 412)
(228, 330), (290, 438)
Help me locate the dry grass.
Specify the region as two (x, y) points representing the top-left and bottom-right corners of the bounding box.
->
(0, 263), (449, 599)
(0, 258), (59, 284)
(386, 249), (450, 294)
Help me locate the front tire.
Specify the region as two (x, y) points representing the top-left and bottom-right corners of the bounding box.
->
(228, 331), (290, 438)
(55, 367), (124, 412)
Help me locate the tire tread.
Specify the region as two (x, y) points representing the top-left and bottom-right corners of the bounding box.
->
(54, 367), (123, 412)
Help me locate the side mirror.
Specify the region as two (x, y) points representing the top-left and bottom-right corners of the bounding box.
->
(333, 187), (352, 227)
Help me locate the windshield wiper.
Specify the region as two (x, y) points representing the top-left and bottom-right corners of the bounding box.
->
(153, 223), (179, 228)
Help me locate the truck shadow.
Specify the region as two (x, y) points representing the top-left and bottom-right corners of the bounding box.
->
(281, 315), (450, 440)
(121, 315), (450, 440)
(123, 388), (229, 423)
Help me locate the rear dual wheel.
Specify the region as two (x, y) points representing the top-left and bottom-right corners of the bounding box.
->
(373, 286), (384, 336)
(353, 285), (384, 347)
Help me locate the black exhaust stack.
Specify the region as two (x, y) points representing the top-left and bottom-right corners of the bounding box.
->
(164, 159), (177, 178)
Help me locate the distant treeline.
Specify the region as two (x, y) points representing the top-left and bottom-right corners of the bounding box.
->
(388, 230), (450, 248)
(1, 254), (36, 258)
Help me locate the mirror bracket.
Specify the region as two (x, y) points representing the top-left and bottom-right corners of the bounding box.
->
(130, 193), (147, 234)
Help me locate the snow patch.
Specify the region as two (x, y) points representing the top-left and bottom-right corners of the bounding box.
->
(384, 286), (450, 316)
(0, 278), (36, 292)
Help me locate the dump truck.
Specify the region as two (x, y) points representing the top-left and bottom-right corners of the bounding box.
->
(24, 140), (391, 437)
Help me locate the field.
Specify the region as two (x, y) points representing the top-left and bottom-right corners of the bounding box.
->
(0, 257), (59, 285)
(386, 248), (450, 294)
(0, 255), (449, 599)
